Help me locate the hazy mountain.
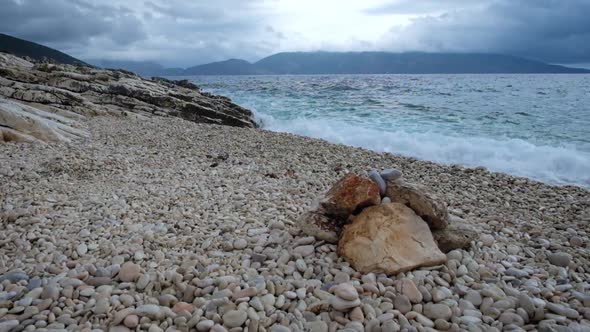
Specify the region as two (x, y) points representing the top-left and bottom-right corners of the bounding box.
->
(115, 52), (590, 76)
(184, 59), (270, 75)
(0, 33), (87, 65)
(253, 52), (590, 74)
(195, 52), (589, 75)
(158, 52), (590, 76)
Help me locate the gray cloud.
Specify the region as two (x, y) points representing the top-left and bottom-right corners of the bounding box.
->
(0, 0), (278, 66)
(1, 0), (589, 67)
(265, 26), (286, 40)
(0, 0), (146, 47)
(144, 1), (224, 20)
(376, 0), (590, 63)
(364, 0), (479, 15)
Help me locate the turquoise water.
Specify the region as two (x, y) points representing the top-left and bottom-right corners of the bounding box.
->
(189, 74), (590, 187)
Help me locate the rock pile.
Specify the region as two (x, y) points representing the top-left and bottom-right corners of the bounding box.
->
(0, 52), (257, 143)
(301, 169), (477, 274)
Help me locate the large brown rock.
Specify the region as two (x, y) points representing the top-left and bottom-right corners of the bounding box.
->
(431, 216), (478, 253)
(385, 180), (449, 230)
(321, 174), (381, 218)
(338, 203), (447, 274)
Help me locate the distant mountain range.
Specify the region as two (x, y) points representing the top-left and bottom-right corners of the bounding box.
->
(1, 33), (588, 75)
(98, 52), (590, 76)
(0, 33), (87, 65)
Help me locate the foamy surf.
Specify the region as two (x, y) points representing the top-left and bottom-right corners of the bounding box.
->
(196, 74), (590, 188)
(258, 113), (590, 187)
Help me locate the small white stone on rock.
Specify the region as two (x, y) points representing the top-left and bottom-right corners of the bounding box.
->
(380, 169), (402, 181)
(368, 169), (386, 196)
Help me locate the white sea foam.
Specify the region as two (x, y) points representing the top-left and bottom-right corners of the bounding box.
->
(198, 74), (590, 188)
(258, 112), (590, 187)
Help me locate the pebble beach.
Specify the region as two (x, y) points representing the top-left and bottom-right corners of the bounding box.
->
(1, 115), (589, 332)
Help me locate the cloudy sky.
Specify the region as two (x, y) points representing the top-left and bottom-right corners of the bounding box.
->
(1, 0), (589, 67)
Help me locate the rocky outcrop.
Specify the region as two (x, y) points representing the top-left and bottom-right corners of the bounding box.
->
(0, 52), (257, 143)
(320, 174), (381, 218)
(0, 52), (35, 69)
(338, 203), (447, 274)
(385, 179), (450, 230)
(0, 97), (88, 143)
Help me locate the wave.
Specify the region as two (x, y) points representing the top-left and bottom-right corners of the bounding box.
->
(323, 84), (361, 92)
(257, 113), (590, 187)
(399, 102), (431, 112)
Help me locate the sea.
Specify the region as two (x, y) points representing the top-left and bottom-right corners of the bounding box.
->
(188, 74), (590, 188)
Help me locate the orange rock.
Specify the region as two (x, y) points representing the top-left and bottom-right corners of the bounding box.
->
(321, 174), (381, 218)
(338, 203), (447, 274)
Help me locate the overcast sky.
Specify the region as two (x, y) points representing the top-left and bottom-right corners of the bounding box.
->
(1, 0), (589, 67)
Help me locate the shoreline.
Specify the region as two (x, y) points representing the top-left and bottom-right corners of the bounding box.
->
(195, 75), (590, 189)
(246, 114), (590, 191)
(4, 114), (589, 228)
(255, 120), (590, 191)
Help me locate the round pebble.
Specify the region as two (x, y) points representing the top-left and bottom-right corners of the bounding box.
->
(119, 262), (141, 282)
(547, 252), (572, 267)
(222, 310), (247, 328)
(233, 239), (248, 250)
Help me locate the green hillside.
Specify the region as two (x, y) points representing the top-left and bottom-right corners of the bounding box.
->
(0, 33), (87, 65)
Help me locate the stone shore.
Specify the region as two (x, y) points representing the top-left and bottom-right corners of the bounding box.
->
(1, 115), (589, 332)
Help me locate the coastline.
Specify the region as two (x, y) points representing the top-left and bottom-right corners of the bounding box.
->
(1, 49), (589, 331)
(1, 115), (589, 330)
(196, 73), (590, 189)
